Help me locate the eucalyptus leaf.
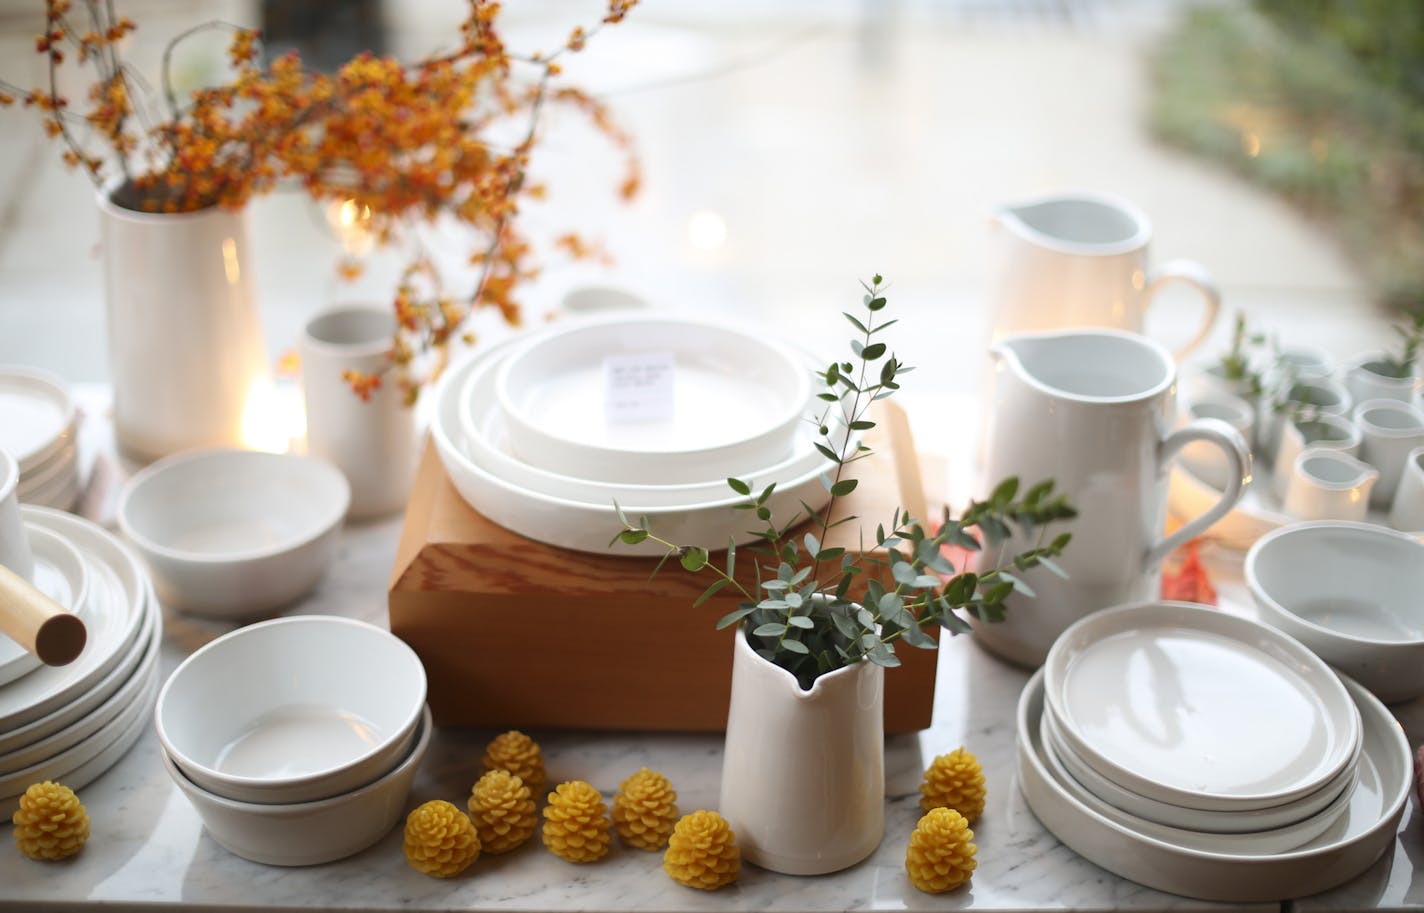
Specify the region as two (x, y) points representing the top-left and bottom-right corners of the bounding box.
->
(787, 615), (815, 629)
(752, 622), (788, 637)
(714, 604), (755, 629)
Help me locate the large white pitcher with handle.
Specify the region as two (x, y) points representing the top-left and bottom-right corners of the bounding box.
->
(990, 192), (1220, 360)
(974, 329), (1249, 667)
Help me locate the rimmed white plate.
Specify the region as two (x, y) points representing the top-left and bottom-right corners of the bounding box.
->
(0, 524), (88, 688)
(433, 347), (843, 556)
(1043, 601), (1360, 812)
(0, 366), (77, 473)
(1039, 707), (1355, 852)
(1017, 669), (1412, 902)
(0, 507), (148, 733)
(1169, 461), (1424, 549)
(16, 442), (77, 495)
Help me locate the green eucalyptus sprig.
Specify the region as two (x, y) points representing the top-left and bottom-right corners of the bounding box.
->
(612, 275), (1076, 690)
(1218, 311), (1266, 398)
(1377, 308), (1424, 379)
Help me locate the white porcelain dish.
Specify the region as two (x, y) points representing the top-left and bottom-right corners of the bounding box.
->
(16, 442), (78, 498)
(0, 524), (88, 687)
(1039, 708), (1355, 852)
(459, 344), (850, 509)
(162, 704), (431, 866)
(1043, 601), (1360, 811)
(1245, 521), (1424, 703)
(0, 366), (77, 473)
(17, 458), (81, 511)
(1017, 669), (1411, 902)
(156, 616), (427, 805)
(494, 314), (811, 485)
(433, 347), (839, 556)
(118, 449), (350, 617)
(0, 507), (148, 734)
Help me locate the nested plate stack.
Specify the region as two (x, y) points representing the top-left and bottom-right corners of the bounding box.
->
(0, 368), (82, 511)
(0, 506), (161, 812)
(1016, 601), (1413, 902)
(432, 313), (849, 554)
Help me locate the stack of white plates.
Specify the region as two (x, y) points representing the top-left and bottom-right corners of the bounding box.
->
(1017, 601), (1412, 901)
(0, 506), (160, 813)
(0, 367), (82, 511)
(433, 315), (851, 554)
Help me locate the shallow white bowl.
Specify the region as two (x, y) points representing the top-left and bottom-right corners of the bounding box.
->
(118, 449), (349, 617)
(155, 616), (426, 804)
(1245, 520), (1424, 703)
(494, 314), (811, 485)
(162, 704), (431, 866)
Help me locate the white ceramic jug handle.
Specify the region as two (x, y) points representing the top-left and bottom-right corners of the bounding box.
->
(1146, 417), (1250, 567)
(1144, 259), (1221, 361)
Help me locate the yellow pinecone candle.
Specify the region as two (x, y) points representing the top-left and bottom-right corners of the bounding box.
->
(905, 807), (977, 894)
(663, 810), (739, 891)
(482, 730), (546, 795)
(12, 781), (89, 861)
(920, 746), (987, 822)
(612, 768), (679, 850)
(468, 770), (537, 854)
(541, 780), (611, 863)
(404, 800), (481, 877)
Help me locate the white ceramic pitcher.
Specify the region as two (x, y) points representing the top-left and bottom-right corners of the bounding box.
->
(975, 329), (1249, 667)
(989, 192), (1221, 359)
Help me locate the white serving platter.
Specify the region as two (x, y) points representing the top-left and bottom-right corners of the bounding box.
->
(1017, 669), (1412, 902)
(0, 366), (76, 473)
(1043, 602), (1360, 812)
(0, 524), (88, 688)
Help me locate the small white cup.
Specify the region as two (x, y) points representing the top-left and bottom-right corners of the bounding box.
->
(1262, 376), (1352, 463)
(301, 305), (416, 520)
(0, 451), (35, 582)
(1180, 392), (1255, 491)
(1272, 345), (1334, 383)
(1344, 351), (1421, 407)
(1353, 399), (1424, 507)
(1272, 412), (1361, 503)
(1283, 449), (1379, 522)
(1388, 446), (1424, 533)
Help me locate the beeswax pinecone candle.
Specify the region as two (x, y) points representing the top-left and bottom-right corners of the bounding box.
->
(404, 800), (481, 877)
(12, 781), (89, 861)
(468, 770), (537, 854)
(482, 730), (546, 795)
(612, 767), (679, 850)
(541, 780), (611, 863)
(663, 810), (739, 891)
(919, 746), (987, 822)
(905, 807), (977, 894)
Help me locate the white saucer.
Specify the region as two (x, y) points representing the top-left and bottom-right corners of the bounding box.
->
(0, 367), (77, 473)
(0, 524), (89, 688)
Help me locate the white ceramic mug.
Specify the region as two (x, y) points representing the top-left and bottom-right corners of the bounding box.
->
(0, 451), (34, 582)
(301, 305), (416, 519)
(1271, 413), (1362, 503)
(1387, 445), (1424, 533)
(975, 329), (1250, 667)
(1282, 449), (1379, 522)
(989, 192), (1221, 359)
(1353, 399), (1424, 507)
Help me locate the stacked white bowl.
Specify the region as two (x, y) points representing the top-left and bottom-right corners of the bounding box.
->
(433, 313), (848, 554)
(0, 367), (82, 511)
(155, 616), (430, 866)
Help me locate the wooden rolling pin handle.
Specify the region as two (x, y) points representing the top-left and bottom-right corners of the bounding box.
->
(0, 563), (87, 666)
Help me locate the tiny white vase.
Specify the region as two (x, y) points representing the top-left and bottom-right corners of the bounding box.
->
(99, 183), (268, 462)
(719, 625), (884, 875)
(1344, 352), (1421, 407)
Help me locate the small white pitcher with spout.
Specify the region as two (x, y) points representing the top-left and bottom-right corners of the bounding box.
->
(975, 329), (1249, 667)
(990, 192), (1221, 359)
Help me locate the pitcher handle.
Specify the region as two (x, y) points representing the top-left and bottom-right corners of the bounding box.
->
(1144, 259), (1221, 361)
(1146, 417), (1250, 567)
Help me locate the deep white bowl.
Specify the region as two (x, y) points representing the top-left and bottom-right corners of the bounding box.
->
(155, 616), (427, 804)
(162, 704), (431, 866)
(118, 449), (349, 617)
(1245, 521), (1424, 703)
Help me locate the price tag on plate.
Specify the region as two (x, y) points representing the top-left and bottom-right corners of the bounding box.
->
(603, 352), (674, 423)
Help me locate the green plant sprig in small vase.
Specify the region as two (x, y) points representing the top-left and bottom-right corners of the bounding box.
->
(612, 275), (1076, 690)
(1374, 308), (1424, 379)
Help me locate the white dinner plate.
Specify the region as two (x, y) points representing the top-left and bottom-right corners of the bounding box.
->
(0, 366), (77, 473)
(1017, 669), (1411, 902)
(1038, 707), (1355, 853)
(0, 507), (148, 733)
(0, 524), (88, 688)
(1043, 601), (1360, 811)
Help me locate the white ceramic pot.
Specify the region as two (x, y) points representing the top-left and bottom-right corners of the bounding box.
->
(1343, 352), (1421, 407)
(98, 183), (268, 462)
(1352, 399), (1424, 507)
(718, 626), (884, 875)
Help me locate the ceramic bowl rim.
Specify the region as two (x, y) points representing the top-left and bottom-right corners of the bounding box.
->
(1351, 398), (1424, 438)
(1245, 520), (1424, 649)
(301, 304), (396, 360)
(117, 448), (350, 564)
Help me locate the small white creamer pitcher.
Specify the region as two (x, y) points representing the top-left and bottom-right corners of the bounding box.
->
(990, 192), (1221, 359)
(975, 329), (1249, 667)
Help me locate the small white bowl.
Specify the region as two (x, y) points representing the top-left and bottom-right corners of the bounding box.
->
(1246, 521), (1424, 703)
(155, 616), (427, 804)
(118, 449), (349, 617)
(162, 704), (431, 866)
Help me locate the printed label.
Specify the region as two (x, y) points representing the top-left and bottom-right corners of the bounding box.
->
(604, 352), (675, 423)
